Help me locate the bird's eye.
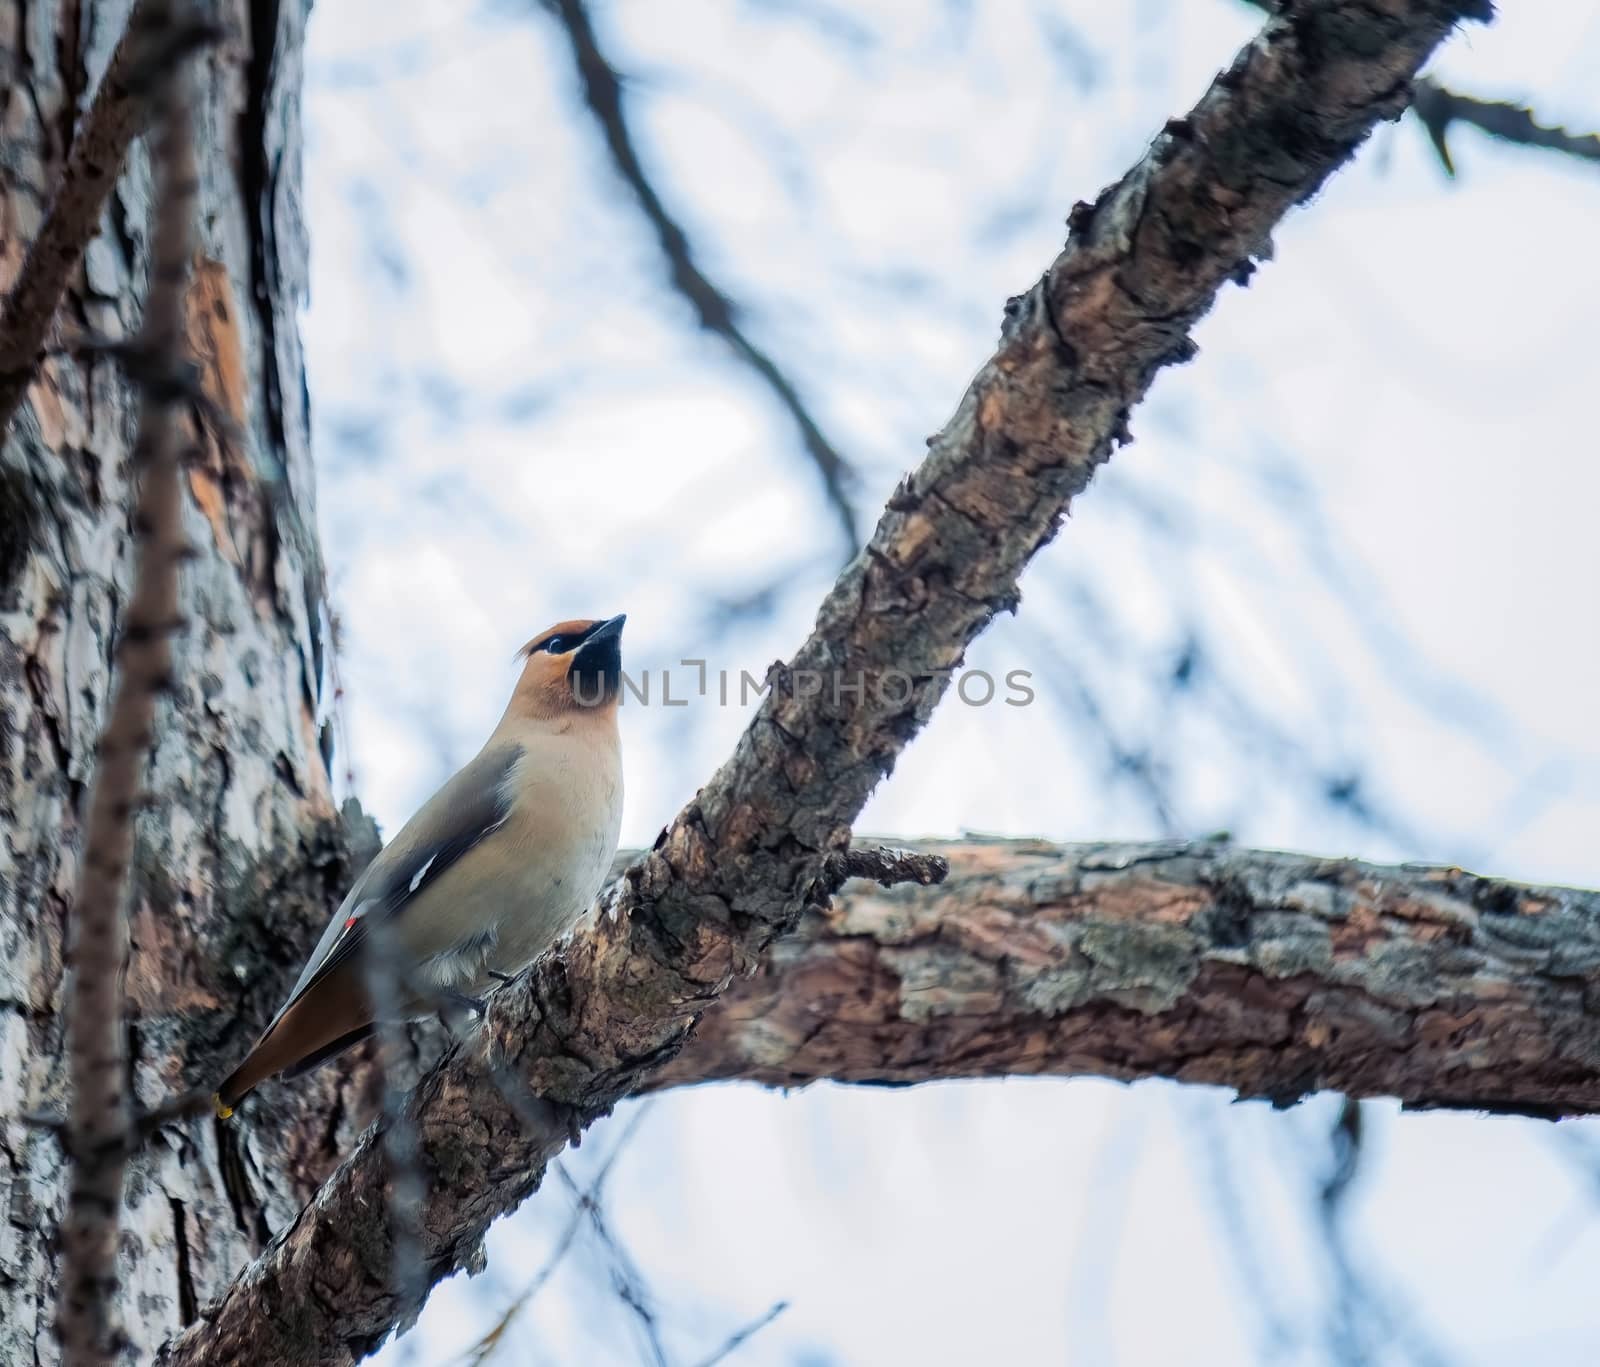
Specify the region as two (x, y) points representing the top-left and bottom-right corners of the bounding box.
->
(544, 635), (569, 655)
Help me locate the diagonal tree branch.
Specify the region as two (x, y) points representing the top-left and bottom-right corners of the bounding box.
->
(647, 838), (1600, 1117)
(159, 2), (1492, 1361)
(56, 6), (202, 1364)
(0, 0), (216, 436)
(542, 0), (863, 558)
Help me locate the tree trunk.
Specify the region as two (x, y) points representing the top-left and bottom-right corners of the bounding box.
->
(0, 3), (371, 1360)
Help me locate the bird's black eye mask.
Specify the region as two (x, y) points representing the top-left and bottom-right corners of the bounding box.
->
(540, 621), (606, 655)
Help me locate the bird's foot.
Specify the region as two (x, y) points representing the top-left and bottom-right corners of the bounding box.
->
(444, 989), (489, 1018)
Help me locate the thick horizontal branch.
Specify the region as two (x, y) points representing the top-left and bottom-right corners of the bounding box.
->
(160, 2), (1490, 1362)
(651, 839), (1600, 1117)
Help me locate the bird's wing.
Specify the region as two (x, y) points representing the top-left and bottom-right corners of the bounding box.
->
(271, 741), (524, 1022)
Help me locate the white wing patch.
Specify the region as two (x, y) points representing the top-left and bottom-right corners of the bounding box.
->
(409, 853), (437, 894)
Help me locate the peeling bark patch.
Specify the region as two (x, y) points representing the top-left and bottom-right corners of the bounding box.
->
(183, 254), (257, 568)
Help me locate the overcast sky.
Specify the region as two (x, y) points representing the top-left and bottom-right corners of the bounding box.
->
(300, 2), (1600, 1362)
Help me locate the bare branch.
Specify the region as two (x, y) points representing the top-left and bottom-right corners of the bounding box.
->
(362, 918), (429, 1334)
(551, 1163), (672, 1367)
(1411, 78), (1600, 175)
(691, 1301), (788, 1367)
(821, 843), (948, 888)
(1238, 0), (1594, 175)
(157, 3), (1491, 1361)
(542, 0), (862, 558)
(646, 838), (1600, 1117)
(1305, 1100), (1454, 1366)
(56, 6), (202, 1363)
(0, 0), (220, 435)
(25, 1089), (215, 1159)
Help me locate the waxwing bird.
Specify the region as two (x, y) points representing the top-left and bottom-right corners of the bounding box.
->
(214, 614), (627, 1117)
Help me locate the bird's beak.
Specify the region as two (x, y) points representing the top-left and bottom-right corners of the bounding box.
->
(569, 614), (626, 707)
(581, 613), (626, 649)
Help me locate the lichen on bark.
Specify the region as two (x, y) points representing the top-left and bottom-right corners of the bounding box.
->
(652, 838), (1600, 1117)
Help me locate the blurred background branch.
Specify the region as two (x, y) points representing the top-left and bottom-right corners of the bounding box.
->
(540, 0), (863, 558)
(55, 5), (204, 1363)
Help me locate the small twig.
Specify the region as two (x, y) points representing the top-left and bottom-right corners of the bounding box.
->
(1411, 77), (1600, 175)
(450, 1051), (657, 1365)
(452, 1209), (583, 1367)
(55, 6), (201, 1363)
(690, 1301), (789, 1367)
(25, 1089), (215, 1160)
(823, 844), (949, 890)
(541, 0), (862, 559)
(43, 332), (244, 455)
(0, 1), (222, 435)
(1236, 0), (1597, 177)
(1319, 1096), (1363, 1212)
(553, 1156), (672, 1367)
(362, 918), (429, 1336)
(1301, 1099), (1454, 1367)
(450, 1095), (668, 1366)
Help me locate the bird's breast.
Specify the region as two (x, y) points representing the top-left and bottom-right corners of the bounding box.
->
(479, 733), (623, 972)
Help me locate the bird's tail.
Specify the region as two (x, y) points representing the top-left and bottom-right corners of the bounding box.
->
(213, 966), (376, 1117)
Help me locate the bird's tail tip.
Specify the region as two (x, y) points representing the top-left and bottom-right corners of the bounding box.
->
(212, 1092), (235, 1120)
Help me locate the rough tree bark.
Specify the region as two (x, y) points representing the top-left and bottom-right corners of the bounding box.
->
(652, 839), (1600, 1117)
(1, 3), (382, 1362)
